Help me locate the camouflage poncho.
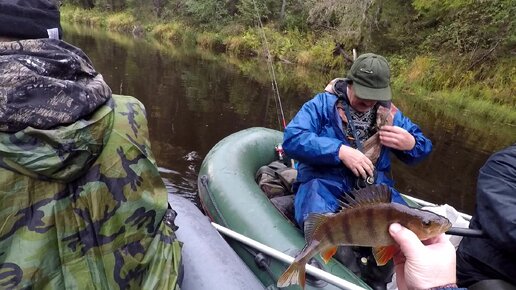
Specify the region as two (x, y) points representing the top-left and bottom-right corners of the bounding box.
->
(0, 39), (182, 289)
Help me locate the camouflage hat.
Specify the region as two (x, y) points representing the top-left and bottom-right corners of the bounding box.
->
(347, 53), (392, 101)
(0, 0), (62, 39)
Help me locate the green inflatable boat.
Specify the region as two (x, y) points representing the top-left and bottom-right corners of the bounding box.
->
(198, 127), (372, 290)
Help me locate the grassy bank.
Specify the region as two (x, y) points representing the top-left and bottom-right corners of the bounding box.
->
(61, 6), (516, 128)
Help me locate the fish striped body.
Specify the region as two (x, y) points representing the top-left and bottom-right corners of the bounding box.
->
(311, 202), (443, 247)
(277, 184), (452, 289)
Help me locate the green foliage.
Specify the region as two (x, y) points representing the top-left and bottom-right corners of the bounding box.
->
(150, 23), (191, 44)
(392, 54), (515, 125)
(412, 0), (515, 53)
(412, 0), (474, 14)
(236, 0), (274, 26)
(94, 0), (126, 11)
(60, 5), (107, 27)
(196, 32), (224, 50)
(106, 12), (136, 32)
(224, 30), (260, 56)
(183, 0), (229, 26)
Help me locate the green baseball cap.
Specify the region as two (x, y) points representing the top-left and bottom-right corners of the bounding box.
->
(347, 53), (392, 101)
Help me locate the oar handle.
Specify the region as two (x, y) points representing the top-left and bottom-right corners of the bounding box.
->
(446, 227), (486, 238)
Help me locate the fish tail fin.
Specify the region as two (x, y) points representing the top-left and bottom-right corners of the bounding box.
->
(277, 260), (306, 289)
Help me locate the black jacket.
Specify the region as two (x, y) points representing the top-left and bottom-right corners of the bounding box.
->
(457, 144), (516, 286)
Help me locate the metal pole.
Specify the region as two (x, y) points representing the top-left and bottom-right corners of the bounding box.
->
(212, 222), (367, 290)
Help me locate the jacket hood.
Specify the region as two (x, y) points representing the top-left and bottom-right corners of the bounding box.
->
(0, 38), (113, 182)
(0, 99), (114, 182)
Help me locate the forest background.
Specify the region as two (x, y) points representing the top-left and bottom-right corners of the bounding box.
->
(61, 0), (515, 126)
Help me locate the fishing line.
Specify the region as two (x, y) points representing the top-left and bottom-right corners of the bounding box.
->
(251, 0), (287, 130)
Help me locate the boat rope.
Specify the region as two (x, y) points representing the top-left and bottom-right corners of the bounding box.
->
(251, 0), (287, 130)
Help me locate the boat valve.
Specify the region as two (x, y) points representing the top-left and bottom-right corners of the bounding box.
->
(254, 252), (271, 270)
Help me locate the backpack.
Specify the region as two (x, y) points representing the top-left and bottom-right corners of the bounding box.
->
(255, 160), (297, 198)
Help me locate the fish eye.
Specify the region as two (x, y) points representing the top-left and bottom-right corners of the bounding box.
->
(422, 220), (432, 227)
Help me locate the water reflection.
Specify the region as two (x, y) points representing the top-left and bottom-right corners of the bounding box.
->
(62, 23), (514, 214)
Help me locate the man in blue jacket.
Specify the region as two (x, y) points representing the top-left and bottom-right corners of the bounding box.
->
(283, 53), (433, 227)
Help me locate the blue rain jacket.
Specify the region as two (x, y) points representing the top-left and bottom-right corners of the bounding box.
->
(283, 89), (433, 226)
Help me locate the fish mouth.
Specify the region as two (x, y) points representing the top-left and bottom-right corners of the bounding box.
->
(440, 219), (453, 233)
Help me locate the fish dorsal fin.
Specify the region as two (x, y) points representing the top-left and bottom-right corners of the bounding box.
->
(304, 213), (329, 243)
(339, 184), (391, 210)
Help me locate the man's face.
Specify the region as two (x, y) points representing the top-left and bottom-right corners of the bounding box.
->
(347, 84), (377, 112)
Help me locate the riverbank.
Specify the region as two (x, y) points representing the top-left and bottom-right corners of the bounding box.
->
(60, 6), (515, 129)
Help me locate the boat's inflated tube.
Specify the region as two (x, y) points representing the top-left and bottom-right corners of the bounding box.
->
(198, 127), (372, 290)
(169, 194), (264, 290)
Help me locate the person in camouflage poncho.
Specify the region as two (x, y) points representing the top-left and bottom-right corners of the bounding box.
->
(0, 1), (183, 289)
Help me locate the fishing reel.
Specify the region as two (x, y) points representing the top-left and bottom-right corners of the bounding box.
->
(354, 176), (376, 189)
(354, 174), (375, 190)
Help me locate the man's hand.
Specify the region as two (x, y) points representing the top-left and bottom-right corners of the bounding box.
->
(338, 145), (374, 179)
(389, 223), (457, 290)
(379, 125), (415, 151)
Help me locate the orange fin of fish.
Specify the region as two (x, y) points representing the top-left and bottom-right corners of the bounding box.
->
(277, 261), (306, 289)
(321, 246), (338, 264)
(372, 245), (397, 266)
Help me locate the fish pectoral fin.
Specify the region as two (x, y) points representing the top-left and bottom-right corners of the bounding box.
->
(372, 245), (396, 266)
(321, 246), (338, 264)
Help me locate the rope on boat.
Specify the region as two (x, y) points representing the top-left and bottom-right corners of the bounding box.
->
(251, 0), (287, 129)
(212, 222), (368, 290)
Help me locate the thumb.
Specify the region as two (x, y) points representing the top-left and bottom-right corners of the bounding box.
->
(389, 223), (423, 256)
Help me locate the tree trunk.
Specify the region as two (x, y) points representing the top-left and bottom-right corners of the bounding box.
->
(280, 0), (286, 23)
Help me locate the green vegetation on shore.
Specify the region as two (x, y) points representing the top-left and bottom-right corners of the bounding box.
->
(60, 0), (515, 127)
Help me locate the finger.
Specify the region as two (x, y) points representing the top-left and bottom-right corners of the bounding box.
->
(389, 223), (423, 256)
(393, 252), (405, 266)
(380, 136), (400, 148)
(363, 157), (374, 168)
(382, 125), (405, 133)
(351, 167), (360, 177)
(357, 166), (367, 180)
(380, 135), (398, 145)
(379, 125), (396, 132)
(363, 162), (374, 177)
(379, 130), (399, 139)
(422, 233), (447, 246)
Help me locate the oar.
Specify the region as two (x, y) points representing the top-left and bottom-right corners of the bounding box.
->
(211, 222), (368, 290)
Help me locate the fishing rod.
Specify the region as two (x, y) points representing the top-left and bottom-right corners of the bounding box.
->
(402, 194), (473, 221)
(446, 227), (485, 238)
(251, 0), (287, 130)
(212, 222), (368, 290)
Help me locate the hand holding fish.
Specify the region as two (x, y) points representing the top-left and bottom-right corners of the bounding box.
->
(338, 145), (374, 179)
(379, 125), (416, 151)
(389, 223), (457, 290)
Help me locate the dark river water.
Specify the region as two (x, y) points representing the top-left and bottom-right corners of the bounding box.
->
(62, 24), (515, 215)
